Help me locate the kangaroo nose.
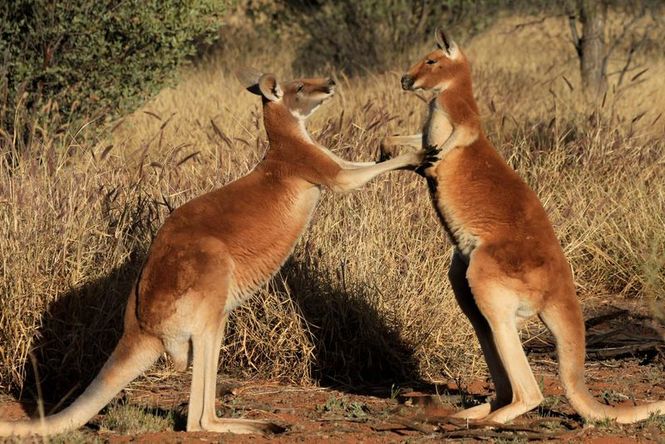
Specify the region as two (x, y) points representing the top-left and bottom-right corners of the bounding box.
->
(328, 78), (336, 87)
(401, 75), (414, 90)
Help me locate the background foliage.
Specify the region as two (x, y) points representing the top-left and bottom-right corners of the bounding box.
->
(252, 0), (555, 75)
(0, 0), (228, 160)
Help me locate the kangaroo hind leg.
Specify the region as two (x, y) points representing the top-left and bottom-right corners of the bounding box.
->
(447, 251), (512, 420)
(469, 277), (544, 424)
(187, 311), (282, 434)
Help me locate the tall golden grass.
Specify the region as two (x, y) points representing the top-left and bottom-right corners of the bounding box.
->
(1, 13), (663, 401)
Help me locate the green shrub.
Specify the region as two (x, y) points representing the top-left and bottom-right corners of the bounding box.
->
(0, 0), (228, 158)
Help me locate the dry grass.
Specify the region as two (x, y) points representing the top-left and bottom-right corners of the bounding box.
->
(0, 12), (663, 404)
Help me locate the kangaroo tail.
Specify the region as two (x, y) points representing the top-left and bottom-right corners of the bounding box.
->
(540, 293), (665, 424)
(0, 329), (163, 436)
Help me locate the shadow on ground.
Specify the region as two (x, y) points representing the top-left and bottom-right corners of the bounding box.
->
(276, 256), (423, 394)
(16, 251), (145, 413)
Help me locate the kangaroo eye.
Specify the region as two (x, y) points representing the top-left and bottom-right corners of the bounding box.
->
(426, 59), (436, 65)
(296, 83), (304, 92)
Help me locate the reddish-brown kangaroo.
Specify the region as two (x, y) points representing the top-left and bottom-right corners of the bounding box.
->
(0, 69), (424, 437)
(382, 30), (665, 424)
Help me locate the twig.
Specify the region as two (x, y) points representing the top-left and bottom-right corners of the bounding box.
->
(318, 417), (368, 423)
(392, 417), (437, 434)
(586, 328), (624, 345)
(501, 16), (550, 34)
(586, 342), (662, 360)
(616, 37), (647, 88)
(605, 10), (645, 62)
(568, 14), (582, 58)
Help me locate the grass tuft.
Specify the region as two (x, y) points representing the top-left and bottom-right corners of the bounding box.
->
(98, 403), (175, 434)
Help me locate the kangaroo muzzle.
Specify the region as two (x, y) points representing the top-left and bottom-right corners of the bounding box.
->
(401, 74), (415, 91)
(325, 78), (336, 94)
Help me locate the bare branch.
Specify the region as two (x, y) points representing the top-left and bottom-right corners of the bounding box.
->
(605, 9), (645, 61)
(616, 34), (647, 87)
(500, 15), (565, 35)
(568, 14), (582, 57)
(415, 0), (430, 35)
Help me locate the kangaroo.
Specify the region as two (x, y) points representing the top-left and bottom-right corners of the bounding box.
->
(381, 30), (665, 424)
(0, 69), (424, 437)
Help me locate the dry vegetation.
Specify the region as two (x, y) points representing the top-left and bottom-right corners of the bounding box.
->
(1, 11), (664, 409)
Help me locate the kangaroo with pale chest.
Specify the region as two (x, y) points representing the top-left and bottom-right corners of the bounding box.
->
(382, 30), (665, 424)
(0, 69), (424, 437)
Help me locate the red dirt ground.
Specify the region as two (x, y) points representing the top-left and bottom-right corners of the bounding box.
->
(1, 303), (664, 442)
(1, 358), (664, 443)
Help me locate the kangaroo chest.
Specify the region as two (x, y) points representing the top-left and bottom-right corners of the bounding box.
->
(423, 99), (453, 149)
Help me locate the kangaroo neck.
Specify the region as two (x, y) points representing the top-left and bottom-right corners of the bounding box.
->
(424, 75), (483, 152)
(258, 101), (341, 185)
(262, 102), (312, 153)
(438, 76), (478, 114)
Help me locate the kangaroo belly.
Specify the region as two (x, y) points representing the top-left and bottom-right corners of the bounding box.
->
(225, 186), (321, 309)
(136, 180), (321, 333)
(426, 175), (478, 259)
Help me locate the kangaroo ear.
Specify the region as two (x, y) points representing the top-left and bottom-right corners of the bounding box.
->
(435, 28), (457, 57)
(235, 66), (264, 95)
(258, 73), (283, 101)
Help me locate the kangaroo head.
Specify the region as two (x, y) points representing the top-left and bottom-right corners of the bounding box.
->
(236, 67), (336, 121)
(401, 29), (469, 92)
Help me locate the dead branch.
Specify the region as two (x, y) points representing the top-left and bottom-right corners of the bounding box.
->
(392, 417), (437, 434)
(568, 14), (582, 58)
(584, 309), (628, 329)
(616, 36), (647, 87)
(500, 16), (557, 35)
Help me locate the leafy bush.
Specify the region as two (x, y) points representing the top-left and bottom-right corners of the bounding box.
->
(0, 0), (227, 157)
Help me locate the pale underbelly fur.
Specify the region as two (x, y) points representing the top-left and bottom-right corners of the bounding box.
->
(423, 99), (453, 149)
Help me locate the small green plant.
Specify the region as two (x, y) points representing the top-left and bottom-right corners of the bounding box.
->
(99, 403), (175, 434)
(584, 417), (618, 430)
(41, 430), (105, 444)
(495, 436), (528, 444)
(317, 395), (368, 419)
(538, 395), (562, 416)
(640, 413), (665, 433)
(600, 390), (628, 405)
(226, 397), (242, 418)
(347, 401), (369, 419)
(318, 395), (346, 414)
(390, 383), (401, 401)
